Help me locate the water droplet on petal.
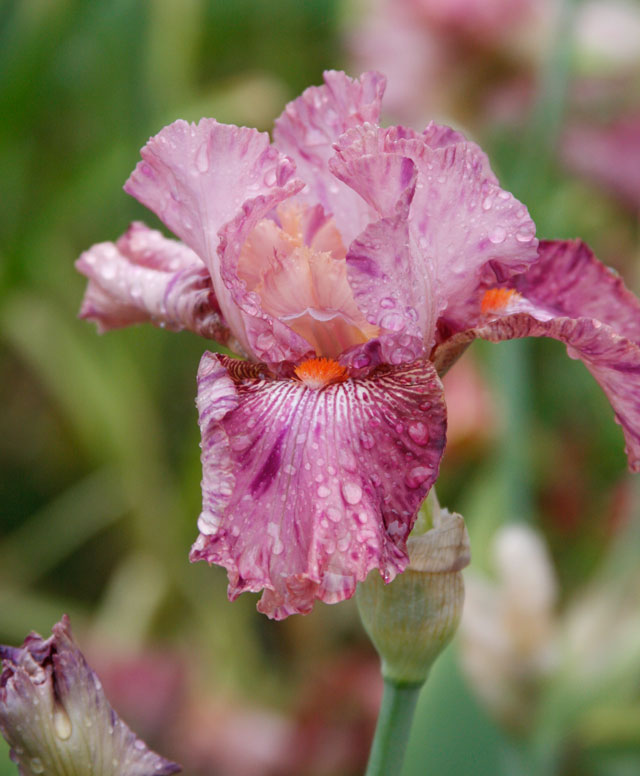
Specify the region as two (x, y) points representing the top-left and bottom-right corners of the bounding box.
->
(380, 312), (405, 332)
(407, 421), (429, 445)
(353, 353), (371, 369)
(489, 226), (507, 244)
(30, 759), (44, 774)
(341, 482), (362, 505)
(405, 466), (431, 488)
(482, 196), (493, 211)
(53, 707), (72, 740)
(195, 142), (210, 173)
(134, 740), (146, 751)
(390, 347), (413, 365)
(317, 485), (331, 498)
(101, 264), (116, 280)
(515, 229), (534, 243)
(255, 332), (275, 351)
(263, 168), (277, 187)
(360, 432), (375, 450)
(230, 434), (251, 451)
(380, 297), (395, 309)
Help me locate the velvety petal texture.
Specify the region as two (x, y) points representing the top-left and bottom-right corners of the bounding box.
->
(0, 616), (180, 776)
(190, 353), (447, 619)
(77, 223), (229, 342)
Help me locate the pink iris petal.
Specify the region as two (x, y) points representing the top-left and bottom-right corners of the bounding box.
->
(273, 71), (386, 244)
(124, 119), (303, 354)
(218, 193), (321, 364)
(332, 124), (538, 337)
(434, 241), (640, 470)
(76, 224), (229, 342)
(190, 352), (447, 620)
(514, 241), (640, 344)
(347, 212), (430, 365)
(466, 314), (640, 472)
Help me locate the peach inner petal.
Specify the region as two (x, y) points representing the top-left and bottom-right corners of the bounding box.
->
(237, 203), (378, 358)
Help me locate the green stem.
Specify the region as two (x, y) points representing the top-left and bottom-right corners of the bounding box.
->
(365, 678), (423, 776)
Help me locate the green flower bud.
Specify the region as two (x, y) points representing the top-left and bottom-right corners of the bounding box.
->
(357, 505), (470, 684)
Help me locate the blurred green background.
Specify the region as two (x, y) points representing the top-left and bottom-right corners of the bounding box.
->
(1, 0), (639, 774)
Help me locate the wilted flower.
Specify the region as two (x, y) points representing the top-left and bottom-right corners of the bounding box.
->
(0, 616), (180, 776)
(77, 71), (640, 619)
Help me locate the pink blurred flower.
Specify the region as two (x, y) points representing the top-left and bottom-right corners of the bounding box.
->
(77, 71), (640, 619)
(0, 616), (180, 775)
(562, 113), (640, 210)
(349, 0), (546, 125)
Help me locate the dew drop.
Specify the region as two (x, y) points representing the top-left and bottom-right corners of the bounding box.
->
(360, 432), (375, 450)
(380, 297), (395, 309)
(405, 466), (431, 488)
(380, 312), (405, 332)
(390, 347), (412, 365)
(407, 420), (429, 445)
(489, 226), (507, 244)
(341, 482), (362, 504)
(230, 434), (251, 451)
(515, 229), (534, 243)
(482, 196), (493, 211)
(195, 142), (210, 173)
(317, 485), (331, 498)
(134, 740), (146, 751)
(264, 168), (277, 187)
(255, 332), (275, 350)
(326, 506), (342, 522)
(30, 759), (44, 774)
(352, 353), (371, 369)
(101, 264), (116, 280)
(53, 707), (72, 740)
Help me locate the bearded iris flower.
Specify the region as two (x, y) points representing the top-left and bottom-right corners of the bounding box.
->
(77, 71), (640, 619)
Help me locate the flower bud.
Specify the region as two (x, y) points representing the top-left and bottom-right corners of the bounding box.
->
(0, 615), (181, 776)
(357, 505), (470, 684)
